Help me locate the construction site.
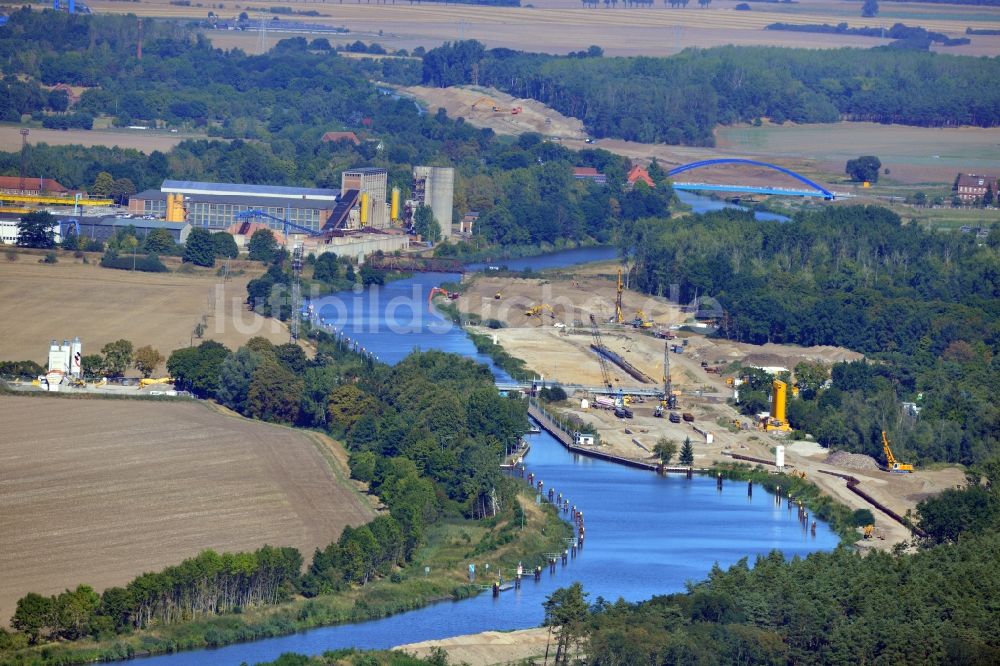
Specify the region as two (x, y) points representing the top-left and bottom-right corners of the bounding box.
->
(452, 269), (965, 549)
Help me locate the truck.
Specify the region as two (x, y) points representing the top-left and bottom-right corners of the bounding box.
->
(614, 405), (634, 419)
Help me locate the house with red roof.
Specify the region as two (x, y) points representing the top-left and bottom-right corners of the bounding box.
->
(0, 176), (72, 196)
(321, 131), (361, 146)
(627, 165), (655, 189)
(573, 166), (607, 185)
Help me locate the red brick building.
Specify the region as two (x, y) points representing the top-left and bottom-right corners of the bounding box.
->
(0, 176), (72, 196)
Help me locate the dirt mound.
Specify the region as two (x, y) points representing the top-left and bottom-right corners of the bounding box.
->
(825, 450), (881, 472)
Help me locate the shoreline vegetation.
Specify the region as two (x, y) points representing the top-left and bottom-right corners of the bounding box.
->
(0, 481), (570, 666)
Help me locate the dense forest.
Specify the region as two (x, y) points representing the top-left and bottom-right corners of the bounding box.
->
(620, 205), (1000, 466)
(538, 464), (1000, 665)
(421, 41), (1000, 145)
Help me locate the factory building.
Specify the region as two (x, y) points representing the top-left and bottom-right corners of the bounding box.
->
(54, 216), (191, 245)
(409, 166), (454, 240)
(334, 168), (390, 230)
(0, 218), (62, 245)
(129, 180), (340, 232)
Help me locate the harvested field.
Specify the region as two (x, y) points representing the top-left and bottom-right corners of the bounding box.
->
(0, 396), (374, 626)
(0, 125), (202, 153)
(0, 253), (291, 373)
(87, 0), (1000, 57)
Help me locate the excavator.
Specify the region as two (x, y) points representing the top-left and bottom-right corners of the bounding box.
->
(632, 309), (654, 329)
(525, 304), (554, 318)
(427, 286), (460, 309)
(882, 431), (914, 473)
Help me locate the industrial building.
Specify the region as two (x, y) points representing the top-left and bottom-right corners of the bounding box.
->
(129, 180), (340, 232)
(0, 218), (62, 245)
(334, 168), (390, 230)
(53, 216), (191, 245)
(43, 337), (82, 391)
(408, 166), (454, 239)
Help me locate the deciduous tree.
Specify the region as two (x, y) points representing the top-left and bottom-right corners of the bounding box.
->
(183, 228), (216, 267)
(248, 228), (277, 262)
(16, 211), (57, 249)
(100, 339), (134, 377)
(133, 345), (164, 378)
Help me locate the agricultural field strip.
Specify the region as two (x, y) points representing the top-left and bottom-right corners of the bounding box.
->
(88, 3), (996, 34)
(0, 397), (374, 625)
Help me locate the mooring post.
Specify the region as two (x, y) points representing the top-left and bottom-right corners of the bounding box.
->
(748, 481), (753, 497)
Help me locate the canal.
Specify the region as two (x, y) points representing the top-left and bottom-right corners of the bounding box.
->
(136, 202), (828, 665)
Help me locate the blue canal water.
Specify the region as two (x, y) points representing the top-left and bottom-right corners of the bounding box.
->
(676, 190), (790, 222)
(137, 216), (829, 665)
(134, 430), (837, 666)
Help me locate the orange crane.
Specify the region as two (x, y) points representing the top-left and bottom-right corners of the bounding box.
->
(882, 431), (914, 473)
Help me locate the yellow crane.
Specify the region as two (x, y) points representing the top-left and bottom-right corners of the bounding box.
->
(882, 431), (914, 473)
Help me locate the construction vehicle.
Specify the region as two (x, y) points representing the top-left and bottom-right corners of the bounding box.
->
(139, 377), (173, 389)
(661, 340), (678, 410)
(494, 291), (502, 300)
(632, 310), (653, 329)
(427, 287), (459, 308)
(863, 524), (874, 539)
(525, 304), (554, 318)
(588, 314), (614, 391)
(882, 431), (914, 473)
(654, 404), (664, 418)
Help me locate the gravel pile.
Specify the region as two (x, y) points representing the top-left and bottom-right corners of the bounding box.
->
(825, 450), (881, 471)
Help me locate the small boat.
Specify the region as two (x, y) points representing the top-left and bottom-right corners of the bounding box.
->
(527, 425), (541, 435)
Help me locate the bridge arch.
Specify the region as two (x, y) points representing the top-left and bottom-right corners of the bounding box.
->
(667, 159), (834, 199)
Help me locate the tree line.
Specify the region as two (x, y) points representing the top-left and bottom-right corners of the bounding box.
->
(623, 205), (999, 466)
(10, 546), (303, 644)
(420, 40), (1000, 145)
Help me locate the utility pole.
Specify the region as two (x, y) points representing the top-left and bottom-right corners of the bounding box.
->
(136, 17), (143, 60)
(19, 129), (29, 194)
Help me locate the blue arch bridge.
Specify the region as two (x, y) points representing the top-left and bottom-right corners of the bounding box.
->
(666, 158), (836, 200)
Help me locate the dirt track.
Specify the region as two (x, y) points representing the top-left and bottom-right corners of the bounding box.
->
(0, 396), (373, 626)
